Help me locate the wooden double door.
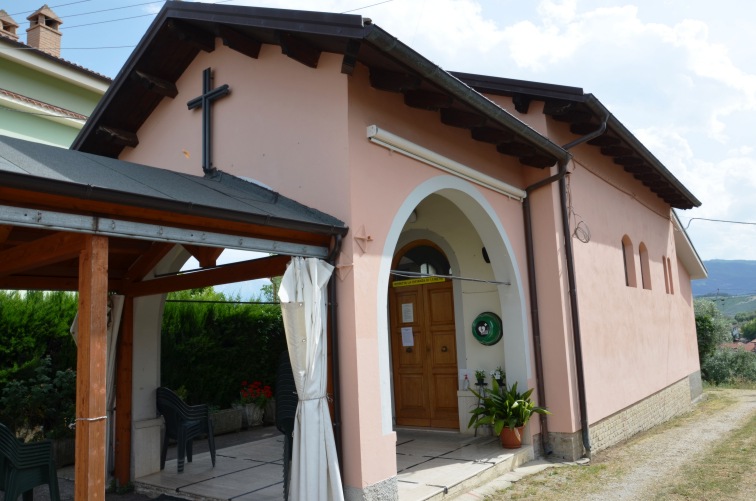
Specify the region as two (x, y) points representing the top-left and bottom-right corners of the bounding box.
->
(389, 279), (459, 428)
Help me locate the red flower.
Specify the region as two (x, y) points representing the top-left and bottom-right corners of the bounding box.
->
(239, 380), (272, 408)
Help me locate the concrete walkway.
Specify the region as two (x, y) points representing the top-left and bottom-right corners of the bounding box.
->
(25, 427), (538, 501)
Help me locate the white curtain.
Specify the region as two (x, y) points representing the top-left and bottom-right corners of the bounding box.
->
(70, 294), (125, 473)
(278, 257), (344, 501)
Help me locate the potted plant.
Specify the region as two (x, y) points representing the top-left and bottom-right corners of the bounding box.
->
(474, 369), (487, 386)
(467, 380), (550, 449)
(239, 380), (272, 428)
(490, 366), (506, 387)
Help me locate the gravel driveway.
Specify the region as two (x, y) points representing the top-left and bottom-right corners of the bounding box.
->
(465, 388), (756, 500)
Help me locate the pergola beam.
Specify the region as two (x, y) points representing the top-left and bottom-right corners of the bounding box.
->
(0, 231), (84, 277)
(123, 254), (290, 297)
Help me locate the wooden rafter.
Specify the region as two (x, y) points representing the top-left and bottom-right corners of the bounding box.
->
(123, 254), (290, 297)
(183, 244), (224, 268)
(0, 231), (84, 277)
(219, 25), (261, 59)
(123, 242), (176, 283)
(130, 70), (179, 98)
(278, 32), (321, 68)
(0, 224), (11, 244)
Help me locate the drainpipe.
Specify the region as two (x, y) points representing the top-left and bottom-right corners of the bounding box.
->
(327, 234), (344, 473)
(524, 112), (608, 458)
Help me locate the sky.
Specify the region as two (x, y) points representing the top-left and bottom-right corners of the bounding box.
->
(5, 0), (756, 296)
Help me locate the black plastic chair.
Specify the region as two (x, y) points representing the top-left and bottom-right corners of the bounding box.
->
(155, 387), (216, 473)
(0, 422), (61, 501)
(275, 352), (299, 501)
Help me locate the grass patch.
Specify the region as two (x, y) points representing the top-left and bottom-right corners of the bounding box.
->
(487, 389), (753, 500)
(652, 410), (756, 500)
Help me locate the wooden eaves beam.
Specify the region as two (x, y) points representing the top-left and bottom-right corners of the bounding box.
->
(0, 231), (84, 277)
(123, 254), (290, 297)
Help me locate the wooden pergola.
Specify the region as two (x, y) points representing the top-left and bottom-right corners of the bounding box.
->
(0, 136), (346, 500)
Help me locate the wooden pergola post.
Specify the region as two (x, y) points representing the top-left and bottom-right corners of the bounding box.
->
(75, 235), (109, 501)
(114, 295), (134, 486)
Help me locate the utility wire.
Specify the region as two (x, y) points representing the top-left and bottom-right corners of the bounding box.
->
(10, 0), (92, 17)
(342, 0), (396, 14)
(684, 217), (756, 230)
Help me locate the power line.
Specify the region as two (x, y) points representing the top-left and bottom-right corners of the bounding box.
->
(10, 0), (93, 17)
(684, 217), (756, 230)
(342, 0), (397, 14)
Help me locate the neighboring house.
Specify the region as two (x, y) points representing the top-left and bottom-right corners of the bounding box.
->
(0, 5), (109, 147)
(723, 340), (756, 353)
(0, 2), (706, 500)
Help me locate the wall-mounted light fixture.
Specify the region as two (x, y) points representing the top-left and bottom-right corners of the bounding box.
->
(366, 125), (527, 201)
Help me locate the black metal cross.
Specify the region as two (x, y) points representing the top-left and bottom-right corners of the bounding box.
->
(187, 67), (230, 175)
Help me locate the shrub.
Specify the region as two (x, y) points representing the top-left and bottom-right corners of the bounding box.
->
(0, 357), (76, 440)
(702, 348), (756, 385)
(161, 288), (286, 408)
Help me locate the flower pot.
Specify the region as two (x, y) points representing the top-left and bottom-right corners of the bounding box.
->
(499, 426), (524, 449)
(243, 403), (264, 428)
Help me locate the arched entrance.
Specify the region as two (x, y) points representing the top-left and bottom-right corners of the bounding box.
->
(388, 241), (458, 429)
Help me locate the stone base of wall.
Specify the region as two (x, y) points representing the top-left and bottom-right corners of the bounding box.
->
(588, 375), (693, 455)
(345, 475), (398, 501)
(689, 370), (703, 402)
(543, 430), (584, 460)
(543, 373), (697, 460)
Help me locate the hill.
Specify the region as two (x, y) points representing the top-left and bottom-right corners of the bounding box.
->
(693, 260), (756, 317)
(693, 260), (756, 297)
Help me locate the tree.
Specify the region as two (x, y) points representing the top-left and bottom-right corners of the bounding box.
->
(741, 318), (756, 341)
(693, 298), (731, 365)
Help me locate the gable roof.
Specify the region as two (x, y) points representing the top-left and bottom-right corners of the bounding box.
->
(453, 73), (701, 209)
(72, 1), (698, 211)
(73, 1), (568, 169)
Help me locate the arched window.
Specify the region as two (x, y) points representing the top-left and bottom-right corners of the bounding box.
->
(667, 257), (675, 294)
(622, 236), (636, 287)
(395, 244), (451, 276)
(639, 243), (651, 290)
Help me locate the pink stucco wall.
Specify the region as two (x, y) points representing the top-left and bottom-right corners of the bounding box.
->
(120, 41), (538, 489)
(559, 143), (699, 424)
(119, 36), (699, 488)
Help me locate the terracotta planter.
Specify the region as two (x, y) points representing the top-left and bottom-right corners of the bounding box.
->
(499, 426), (524, 449)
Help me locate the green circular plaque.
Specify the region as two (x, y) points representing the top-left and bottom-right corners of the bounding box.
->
(472, 312), (503, 346)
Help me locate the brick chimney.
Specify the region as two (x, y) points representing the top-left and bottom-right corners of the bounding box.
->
(0, 10), (19, 41)
(26, 4), (62, 57)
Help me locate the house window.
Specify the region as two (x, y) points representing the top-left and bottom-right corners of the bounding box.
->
(667, 257), (675, 294)
(639, 243), (651, 290)
(622, 236), (636, 287)
(663, 255), (670, 294)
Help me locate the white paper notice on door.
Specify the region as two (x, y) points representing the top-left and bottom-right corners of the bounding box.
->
(401, 327), (414, 347)
(401, 303), (414, 323)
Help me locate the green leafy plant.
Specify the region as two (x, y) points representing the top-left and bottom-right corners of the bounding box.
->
(467, 380), (550, 436)
(0, 356), (76, 440)
(474, 369), (487, 382)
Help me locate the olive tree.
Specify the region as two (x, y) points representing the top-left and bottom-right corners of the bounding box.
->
(693, 298), (731, 366)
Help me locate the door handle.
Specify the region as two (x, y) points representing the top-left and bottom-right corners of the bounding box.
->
(441, 346), (448, 352)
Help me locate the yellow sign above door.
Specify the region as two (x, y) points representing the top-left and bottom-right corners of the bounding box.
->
(392, 276), (445, 287)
